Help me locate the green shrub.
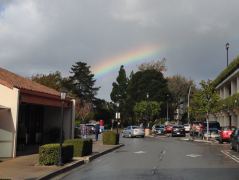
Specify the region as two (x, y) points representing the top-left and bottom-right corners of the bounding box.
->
(39, 144), (73, 165)
(102, 131), (119, 145)
(64, 138), (92, 157)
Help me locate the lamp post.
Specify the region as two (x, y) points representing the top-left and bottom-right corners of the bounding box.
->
(166, 94), (169, 122)
(58, 90), (66, 166)
(115, 102), (120, 134)
(187, 85), (192, 124)
(146, 93), (149, 128)
(226, 42), (230, 67)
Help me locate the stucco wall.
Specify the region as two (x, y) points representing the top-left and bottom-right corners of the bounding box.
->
(0, 84), (19, 158)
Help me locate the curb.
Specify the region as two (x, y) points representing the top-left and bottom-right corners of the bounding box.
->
(38, 144), (124, 180)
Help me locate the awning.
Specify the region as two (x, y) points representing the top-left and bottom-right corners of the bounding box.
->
(0, 105), (10, 111)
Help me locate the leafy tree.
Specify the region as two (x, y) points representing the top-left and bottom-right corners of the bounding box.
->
(75, 101), (92, 123)
(191, 80), (220, 137)
(191, 80), (220, 116)
(31, 71), (62, 91)
(69, 61), (100, 102)
(93, 99), (114, 128)
(134, 101), (161, 124)
(138, 58), (167, 73)
(126, 69), (169, 122)
(127, 69), (169, 103)
(167, 75), (195, 121)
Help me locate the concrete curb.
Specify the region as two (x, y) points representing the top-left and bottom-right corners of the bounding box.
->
(38, 144), (124, 180)
(180, 137), (218, 144)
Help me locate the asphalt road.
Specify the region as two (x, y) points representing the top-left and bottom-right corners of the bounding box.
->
(62, 135), (239, 180)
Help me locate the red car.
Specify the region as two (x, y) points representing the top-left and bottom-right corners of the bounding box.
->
(165, 125), (173, 133)
(218, 126), (236, 143)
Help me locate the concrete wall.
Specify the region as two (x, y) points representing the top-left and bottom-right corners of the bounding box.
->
(0, 84), (19, 158)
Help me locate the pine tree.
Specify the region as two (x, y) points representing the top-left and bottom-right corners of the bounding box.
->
(69, 61), (100, 102)
(110, 65), (128, 105)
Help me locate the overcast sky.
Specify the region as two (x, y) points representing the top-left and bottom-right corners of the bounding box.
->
(1, 0), (239, 100)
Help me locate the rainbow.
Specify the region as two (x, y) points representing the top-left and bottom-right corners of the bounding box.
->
(93, 45), (161, 78)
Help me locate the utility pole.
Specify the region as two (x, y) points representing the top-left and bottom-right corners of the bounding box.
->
(187, 85), (192, 124)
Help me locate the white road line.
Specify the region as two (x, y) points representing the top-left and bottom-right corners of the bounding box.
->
(221, 150), (239, 163)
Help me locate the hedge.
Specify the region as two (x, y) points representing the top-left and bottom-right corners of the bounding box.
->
(213, 56), (239, 87)
(39, 144), (73, 165)
(102, 131), (119, 145)
(64, 138), (92, 157)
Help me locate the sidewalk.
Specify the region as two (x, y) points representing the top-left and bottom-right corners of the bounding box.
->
(0, 140), (124, 180)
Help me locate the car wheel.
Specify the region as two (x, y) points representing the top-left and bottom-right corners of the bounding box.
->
(141, 135), (145, 138)
(237, 144), (239, 152)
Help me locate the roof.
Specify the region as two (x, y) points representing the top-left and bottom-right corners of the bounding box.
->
(0, 67), (60, 96)
(213, 56), (239, 87)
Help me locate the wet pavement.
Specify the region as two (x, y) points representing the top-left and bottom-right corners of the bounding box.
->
(0, 138), (122, 180)
(62, 135), (239, 180)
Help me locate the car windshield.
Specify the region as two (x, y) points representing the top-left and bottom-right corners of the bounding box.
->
(155, 125), (164, 128)
(173, 125), (183, 128)
(132, 126), (140, 129)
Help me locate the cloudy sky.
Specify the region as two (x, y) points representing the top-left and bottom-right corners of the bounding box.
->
(1, 0), (239, 100)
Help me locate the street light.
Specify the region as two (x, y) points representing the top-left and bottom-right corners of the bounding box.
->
(226, 42), (230, 67)
(187, 85), (192, 124)
(58, 90), (67, 166)
(146, 93), (149, 127)
(115, 102), (120, 134)
(166, 94), (169, 122)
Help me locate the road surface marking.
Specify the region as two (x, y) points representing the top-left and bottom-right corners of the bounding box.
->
(221, 150), (239, 163)
(134, 151), (146, 154)
(186, 154), (201, 158)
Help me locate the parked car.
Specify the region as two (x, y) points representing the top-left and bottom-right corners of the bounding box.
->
(203, 128), (220, 139)
(172, 125), (186, 137)
(218, 126), (236, 144)
(122, 126), (145, 138)
(231, 128), (239, 152)
(165, 125), (173, 133)
(183, 124), (191, 133)
(152, 125), (165, 135)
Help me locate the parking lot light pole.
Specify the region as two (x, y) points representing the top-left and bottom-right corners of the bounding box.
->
(116, 102), (120, 134)
(187, 85), (192, 124)
(58, 90), (66, 166)
(226, 42), (230, 67)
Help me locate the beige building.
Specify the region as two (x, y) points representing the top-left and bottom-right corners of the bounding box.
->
(210, 57), (239, 128)
(0, 67), (75, 158)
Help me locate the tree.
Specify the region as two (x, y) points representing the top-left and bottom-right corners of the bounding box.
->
(133, 101), (161, 125)
(127, 69), (169, 103)
(110, 65), (128, 104)
(191, 80), (220, 139)
(138, 58), (167, 72)
(69, 61), (100, 102)
(75, 101), (92, 124)
(126, 69), (169, 122)
(31, 71), (62, 91)
(167, 75), (195, 121)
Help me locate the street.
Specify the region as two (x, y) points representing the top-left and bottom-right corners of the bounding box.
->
(61, 136), (239, 180)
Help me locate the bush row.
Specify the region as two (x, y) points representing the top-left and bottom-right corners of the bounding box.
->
(39, 138), (93, 165)
(102, 131), (119, 145)
(64, 138), (92, 157)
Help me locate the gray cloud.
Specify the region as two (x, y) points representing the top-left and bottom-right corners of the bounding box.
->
(0, 0), (239, 100)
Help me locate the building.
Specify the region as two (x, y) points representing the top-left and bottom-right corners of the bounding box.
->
(0, 67), (75, 158)
(210, 56), (239, 128)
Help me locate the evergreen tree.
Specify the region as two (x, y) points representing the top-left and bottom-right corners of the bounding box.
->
(69, 61), (100, 102)
(110, 65), (128, 105)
